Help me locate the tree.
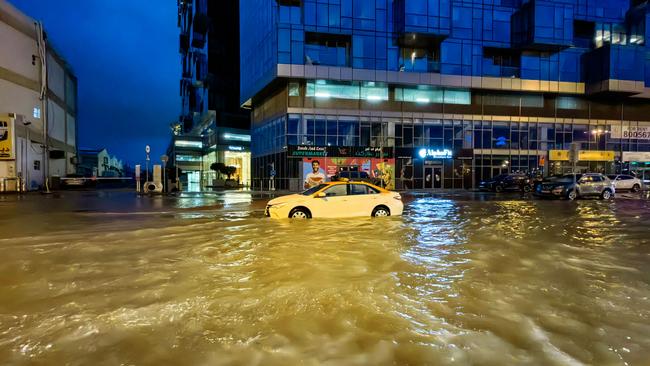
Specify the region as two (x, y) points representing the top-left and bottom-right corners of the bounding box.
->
(210, 162), (226, 179)
(225, 166), (237, 180)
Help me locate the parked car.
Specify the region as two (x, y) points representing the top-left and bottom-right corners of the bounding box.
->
(607, 174), (642, 192)
(534, 173), (615, 200)
(479, 173), (532, 193)
(331, 170), (382, 186)
(265, 181), (403, 219)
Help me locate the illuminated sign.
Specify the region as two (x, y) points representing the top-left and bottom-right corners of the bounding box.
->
(223, 133), (251, 142)
(228, 145), (245, 151)
(0, 117), (14, 160)
(611, 125), (650, 140)
(418, 148), (452, 159)
(549, 150), (614, 161)
(174, 140), (203, 148)
(623, 152), (650, 162)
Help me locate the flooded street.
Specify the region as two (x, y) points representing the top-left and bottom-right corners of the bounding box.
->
(1, 191), (650, 365)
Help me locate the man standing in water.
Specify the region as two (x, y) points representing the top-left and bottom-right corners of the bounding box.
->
(304, 160), (326, 189)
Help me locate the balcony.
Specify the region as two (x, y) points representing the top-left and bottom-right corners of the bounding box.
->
(583, 43), (645, 95)
(399, 57), (440, 73)
(393, 0), (450, 40)
(511, 0), (572, 51)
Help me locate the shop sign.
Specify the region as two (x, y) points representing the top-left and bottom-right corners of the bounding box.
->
(0, 117), (14, 160)
(622, 152), (650, 162)
(289, 145), (391, 158)
(417, 148), (452, 159)
(288, 145), (328, 157)
(579, 151), (615, 161)
(228, 145), (245, 151)
(549, 150), (614, 161)
(611, 125), (650, 140)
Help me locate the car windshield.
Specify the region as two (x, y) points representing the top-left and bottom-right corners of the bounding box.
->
(301, 184), (329, 196)
(607, 175), (618, 180)
(492, 174), (508, 180)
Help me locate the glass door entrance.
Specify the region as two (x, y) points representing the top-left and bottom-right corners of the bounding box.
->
(424, 166), (442, 189)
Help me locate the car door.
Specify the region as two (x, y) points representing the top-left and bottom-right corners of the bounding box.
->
(618, 175), (633, 190)
(346, 183), (375, 216)
(577, 176), (594, 195)
(591, 175), (605, 195)
(309, 184), (349, 218)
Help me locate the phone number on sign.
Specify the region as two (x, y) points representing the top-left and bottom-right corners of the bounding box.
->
(623, 131), (650, 139)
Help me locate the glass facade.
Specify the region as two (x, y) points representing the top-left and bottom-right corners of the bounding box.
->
(241, 0), (650, 190)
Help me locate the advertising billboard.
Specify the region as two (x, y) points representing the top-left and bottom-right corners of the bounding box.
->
(611, 125), (650, 140)
(0, 116), (14, 160)
(302, 157), (395, 190)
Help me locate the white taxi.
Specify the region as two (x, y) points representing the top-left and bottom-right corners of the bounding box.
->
(265, 181), (403, 219)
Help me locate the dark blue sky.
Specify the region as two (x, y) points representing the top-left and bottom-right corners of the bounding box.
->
(9, 0), (180, 165)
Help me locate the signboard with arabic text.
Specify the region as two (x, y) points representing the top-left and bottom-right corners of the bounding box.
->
(0, 116), (14, 160)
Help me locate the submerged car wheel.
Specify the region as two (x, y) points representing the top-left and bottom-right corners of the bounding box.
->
(289, 207), (311, 219)
(494, 185), (504, 193)
(567, 190), (577, 201)
(632, 184), (641, 193)
(523, 185), (532, 193)
(601, 189), (613, 200)
(372, 206), (390, 217)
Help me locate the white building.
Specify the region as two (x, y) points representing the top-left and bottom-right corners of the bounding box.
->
(0, 0), (77, 191)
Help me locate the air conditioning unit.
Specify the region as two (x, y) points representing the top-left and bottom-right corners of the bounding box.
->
(143, 181), (163, 193)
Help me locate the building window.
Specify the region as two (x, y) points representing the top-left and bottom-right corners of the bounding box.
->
(574, 20), (595, 48)
(33, 107), (41, 119)
(399, 47), (440, 72)
(483, 47), (521, 78)
(594, 23), (627, 48)
(304, 32), (351, 67)
(288, 82), (300, 96)
(394, 87), (470, 105)
(276, 0), (301, 6)
(306, 80), (389, 101)
(33, 160), (40, 171)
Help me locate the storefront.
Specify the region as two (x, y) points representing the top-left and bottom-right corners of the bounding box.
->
(548, 150), (615, 175)
(623, 152), (650, 184)
(202, 130), (251, 188)
(289, 145), (394, 190)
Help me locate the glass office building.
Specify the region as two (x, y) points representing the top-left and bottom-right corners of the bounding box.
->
(241, 0), (650, 190)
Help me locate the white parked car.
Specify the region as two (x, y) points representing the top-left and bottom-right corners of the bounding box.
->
(265, 181), (403, 219)
(607, 174), (643, 192)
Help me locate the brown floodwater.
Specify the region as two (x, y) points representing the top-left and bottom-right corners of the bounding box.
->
(1, 191), (650, 365)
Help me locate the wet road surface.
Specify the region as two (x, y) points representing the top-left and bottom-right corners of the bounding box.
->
(1, 190), (650, 365)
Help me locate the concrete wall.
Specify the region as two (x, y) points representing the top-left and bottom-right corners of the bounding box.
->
(46, 53), (65, 100)
(14, 135), (44, 189)
(47, 99), (65, 142)
(66, 113), (75, 146)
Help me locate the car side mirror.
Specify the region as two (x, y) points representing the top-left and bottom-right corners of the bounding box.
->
(315, 192), (326, 198)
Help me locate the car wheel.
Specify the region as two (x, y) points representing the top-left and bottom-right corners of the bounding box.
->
(567, 190), (577, 201)
(494, 185), (504, 193)
(372, 206), (390, 217)
(523, 185), (532, 193)
(632, 184), (641, 193)
(600, 189), (612, 200)
(289, 207), (311, 219)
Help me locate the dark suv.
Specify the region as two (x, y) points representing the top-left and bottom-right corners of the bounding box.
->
(332, 171), (382, 186)
(535, 173), (615, 200)
(479, 174), (532, 193)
